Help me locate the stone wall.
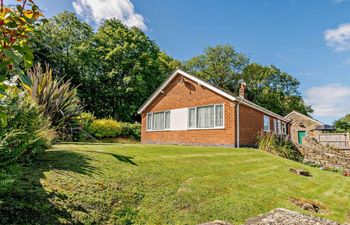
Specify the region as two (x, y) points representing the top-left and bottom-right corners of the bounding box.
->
(297, 136), (350, 170)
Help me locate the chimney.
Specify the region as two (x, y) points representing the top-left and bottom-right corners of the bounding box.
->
(239, 82), (247, 99)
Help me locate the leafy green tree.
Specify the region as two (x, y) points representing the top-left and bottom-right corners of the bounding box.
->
(182, 44), (249, 92)
(242, 63), (313, 116)
(183, 45), (312, 116)
(30, 13), (178, 121)
(79, 19), (178, 121)
(29, 11), (93, 86)
(333, 114), (350, 132)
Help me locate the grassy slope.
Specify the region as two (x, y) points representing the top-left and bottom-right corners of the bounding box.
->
(2, 143), (350, 225)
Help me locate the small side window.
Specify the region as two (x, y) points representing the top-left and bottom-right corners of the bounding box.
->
(263, 115), (270, 132)
(147, 113), (153, 130)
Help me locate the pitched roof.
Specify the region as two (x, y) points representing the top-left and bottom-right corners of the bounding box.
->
(284, 111), (323, 125)
(137, 69), (289, 122)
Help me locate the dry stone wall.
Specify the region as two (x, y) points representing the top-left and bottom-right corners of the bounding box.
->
(297, 136), (350, 170)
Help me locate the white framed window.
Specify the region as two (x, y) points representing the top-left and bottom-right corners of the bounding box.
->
(263, 115), (270, 132)
(282, 122), (287, 135)
(146, 111), (170, 131)
(188, 104), (224, 129)
(273, 119), (277, 133)
(147, 113), (153, 130)
(188, 108), (196, 128)
(277, 120), (282, 134)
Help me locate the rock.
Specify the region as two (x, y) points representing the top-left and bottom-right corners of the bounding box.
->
(245, 208), (340, 225)
(290, 168), (311, 177)
(301, 203), (318, 212)
(343, 169), (350, 176)
(198, 220), (233, 225)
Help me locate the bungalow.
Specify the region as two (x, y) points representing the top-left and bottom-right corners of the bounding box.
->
(137, 69), (290, 147)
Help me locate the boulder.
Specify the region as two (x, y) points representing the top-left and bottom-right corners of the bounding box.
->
(245, 208), (340, 225)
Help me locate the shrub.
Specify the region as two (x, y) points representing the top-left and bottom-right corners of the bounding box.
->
(258, 132), (303, 162)
(119, 122), (141, 140)
(79, 112), (96, 130)
(88, 119), (141, 140)
(0, 88), (55, 166)
(88, 119), (122, 138)
(22, 63), (83, 141)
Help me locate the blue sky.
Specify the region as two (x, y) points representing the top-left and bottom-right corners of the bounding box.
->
(35, 0), (350, 124)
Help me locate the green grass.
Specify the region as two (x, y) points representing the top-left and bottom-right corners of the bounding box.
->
(1, 143), (350, 224)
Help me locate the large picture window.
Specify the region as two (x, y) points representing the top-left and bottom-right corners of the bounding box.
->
(188, 104), (224, 129)
(147, 111), (170, 131)
(263, 115), (270, 131)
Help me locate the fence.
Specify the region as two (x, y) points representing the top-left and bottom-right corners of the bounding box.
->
(317, 133), (350, 150)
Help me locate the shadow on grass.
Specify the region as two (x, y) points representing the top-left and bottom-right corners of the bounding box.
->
(0, 150), (94, 225)
(76, 150), (137, 166)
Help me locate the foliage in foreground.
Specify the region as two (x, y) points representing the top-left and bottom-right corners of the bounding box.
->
(0, 0), (43, 127)
(87, 118), (141, 140)
(0, 88), (54, 166)
(23, 63), (82, 140)
(258, 132), (303, 162)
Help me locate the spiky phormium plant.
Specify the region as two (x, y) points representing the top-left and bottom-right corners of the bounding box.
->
(23, 63), (82, 140)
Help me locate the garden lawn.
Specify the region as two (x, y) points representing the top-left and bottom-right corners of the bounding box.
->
(2, 143), (350, 225)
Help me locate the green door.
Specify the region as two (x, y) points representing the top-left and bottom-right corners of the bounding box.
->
(298, 131), (306, 144)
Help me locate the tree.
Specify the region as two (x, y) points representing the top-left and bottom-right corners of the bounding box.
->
(242, 63), (313, 116)
(79, 19), (178, 121)
(182, 44), (249, 92)
(30, 13), (179, 121)
(29, 11), (93, 86)
(183, 45), (312, 116)
(333, 114), (350, 132)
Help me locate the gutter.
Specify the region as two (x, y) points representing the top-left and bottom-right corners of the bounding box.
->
(236, 98), (243, 148)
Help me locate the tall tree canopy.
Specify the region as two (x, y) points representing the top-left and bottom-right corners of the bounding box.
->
(183, 45), (312, 116)
(81, 19), (178, 121)
(182, 44), (249, 92)
(30, 11), (93, 86)
(30, 12), (179, 121)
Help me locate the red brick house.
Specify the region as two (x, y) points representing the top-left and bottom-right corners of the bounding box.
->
(137, 70), (290, 147)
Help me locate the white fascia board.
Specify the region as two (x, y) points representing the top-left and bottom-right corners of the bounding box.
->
(137, 69), (236, 114)
(285, 111), (323, 125)
(238, 97), (290, 123)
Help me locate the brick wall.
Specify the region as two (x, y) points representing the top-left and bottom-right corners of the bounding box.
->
(238, 104), (282, 147)
(141, 74), (236, 146)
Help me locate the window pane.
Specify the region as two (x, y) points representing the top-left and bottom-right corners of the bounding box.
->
(264, 115), (270, 131)
(189, 108), (196, 128)
(153, 112), (165, 130)
(147, 114), (152, 130)
(197, 106), (214, 128)
(277, 120), (281, 134)
(215, 105), (223, 127)
(165, 111), (170, 129)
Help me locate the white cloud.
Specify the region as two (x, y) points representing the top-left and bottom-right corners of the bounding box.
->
(72, 0), (147, 30)
(324, 23), (350, 51)
(305, 84), (350, 117)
